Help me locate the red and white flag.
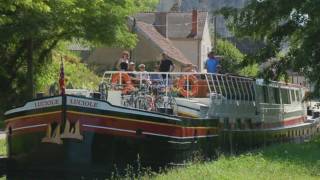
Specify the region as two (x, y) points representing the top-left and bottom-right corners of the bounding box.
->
(59, 57), (65, 95)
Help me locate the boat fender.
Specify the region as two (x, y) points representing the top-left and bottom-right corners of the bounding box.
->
(177, 75), (199, 97)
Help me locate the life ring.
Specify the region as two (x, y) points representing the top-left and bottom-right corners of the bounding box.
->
(111, 73), (134, 94)
(177, 75), (199, 97)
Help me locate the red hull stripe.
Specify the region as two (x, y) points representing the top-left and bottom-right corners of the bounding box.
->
(83, 124), (218, 139)
(68, 111), (215, 129)
(68, 111), (218, 137)
(263, 116), (305, 128)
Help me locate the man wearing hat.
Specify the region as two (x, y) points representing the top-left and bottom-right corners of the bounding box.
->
(116, 51), (130, 71)
(128, 61), (137, 78)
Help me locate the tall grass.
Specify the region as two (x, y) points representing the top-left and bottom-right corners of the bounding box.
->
(143, 136), (320, 180)
(0, 139), (6, 157)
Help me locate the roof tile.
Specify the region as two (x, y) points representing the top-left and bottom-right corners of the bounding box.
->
(136, 21), (192, 65)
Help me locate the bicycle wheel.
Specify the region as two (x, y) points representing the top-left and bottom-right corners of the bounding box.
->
(166, 95), (178, 115)
(135, 96), (146, 110)
(155, 96), (164, 111)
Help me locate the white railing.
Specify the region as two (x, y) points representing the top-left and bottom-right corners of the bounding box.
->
(101, 71), (257, 101)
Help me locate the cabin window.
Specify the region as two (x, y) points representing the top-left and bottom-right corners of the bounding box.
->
(273, 87), (281, 104)
(291, 90), (296, 102)
(251, 84), (256, 101)
(223, 118), (230, 129)
(236, 118), (242, 129)
(262, 86), (269, 103)
(280, 89), (290, 104)
(296, 90), (301, 101)
(245, 118), (253, 129)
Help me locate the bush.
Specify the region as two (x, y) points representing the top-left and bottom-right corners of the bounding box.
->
(36, 52), (100, 94)
(216, 39), (258, 77)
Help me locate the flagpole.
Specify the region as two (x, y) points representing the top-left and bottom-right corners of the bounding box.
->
(59, 56), (65, 95)
(60, 55), (67, 134)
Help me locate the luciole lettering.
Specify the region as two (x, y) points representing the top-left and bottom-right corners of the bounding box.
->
(69, 98), (98, 108)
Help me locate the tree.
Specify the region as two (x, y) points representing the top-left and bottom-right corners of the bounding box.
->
(0, 0), (149, 114)
(216, 39), (258, 77)
(220, 0), (320, 96)
(36, 51), (100, 93)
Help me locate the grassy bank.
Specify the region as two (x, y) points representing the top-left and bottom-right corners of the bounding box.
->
(0, 137), (319, 179)
(0, 139), (6, 157)
(144, 137), (320, 180)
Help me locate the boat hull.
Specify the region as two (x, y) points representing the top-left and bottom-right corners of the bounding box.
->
(219, 121), (320, 153)
(5, 96), (220, 174)
(5, 95), (320, 175)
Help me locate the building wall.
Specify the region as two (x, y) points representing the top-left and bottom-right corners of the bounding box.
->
(171, 39), (198, 66)
(131, 34), (162, 66)
(87, 47), (124, 72)
(132, 33), (184, 71)
(87, 33), (184, 72)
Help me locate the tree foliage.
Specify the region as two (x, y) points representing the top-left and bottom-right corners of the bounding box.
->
(36, 52), (100, 93)
(216, 39), (258, 77)
(220, 0), (320, 95)
(0, 0), (150, 114)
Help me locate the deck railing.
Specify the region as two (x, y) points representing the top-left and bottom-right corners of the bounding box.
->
(101, 71), (257, 101)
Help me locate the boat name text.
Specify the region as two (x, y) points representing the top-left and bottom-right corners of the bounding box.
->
(34, 99), (59, 108)
(69, 98), (98, 108)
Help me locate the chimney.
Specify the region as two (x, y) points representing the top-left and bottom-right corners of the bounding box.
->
(155, 12), (168, 38)
(191, 9), (198, 37)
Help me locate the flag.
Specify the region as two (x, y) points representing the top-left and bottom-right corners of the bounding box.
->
(59, 57), (65, 95)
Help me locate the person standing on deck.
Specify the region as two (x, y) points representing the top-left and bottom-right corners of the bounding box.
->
(205, 51), (219, 73)
(159, 53), (175, 80)
(116, 51), (130, 71)
(138, 64), (151, 85)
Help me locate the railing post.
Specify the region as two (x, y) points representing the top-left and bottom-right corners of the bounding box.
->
(187, 75), (189, 98)
(166, 73), (168, 97)
(245, 80), (251, 101)
(210, 74), (217, 94)
(139, 72), (142, 89)
(235, 77), (242, 101)
(239, 79), (246, 101)
(230, 76), (237, 101)
(221, 75), (228, 98)
(225, 75), (232, 100)
(119, 71), (122, 86)
(205, 74), (212, 94)
(216, 74), (222, 95)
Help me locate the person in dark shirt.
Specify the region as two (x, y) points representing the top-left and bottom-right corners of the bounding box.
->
(159, 53), (175, 80)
